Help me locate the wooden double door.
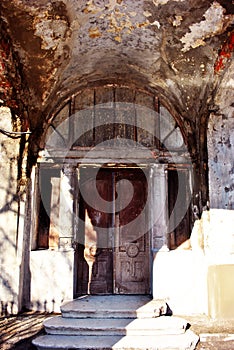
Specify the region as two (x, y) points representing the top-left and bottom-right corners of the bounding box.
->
(76, 167), (150, 295)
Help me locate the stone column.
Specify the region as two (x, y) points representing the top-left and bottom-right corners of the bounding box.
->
(73, 166), (81, 246)
(149, 164), (169, 299)
(59, 164), (76, 250)
(150, 163), (169, 252)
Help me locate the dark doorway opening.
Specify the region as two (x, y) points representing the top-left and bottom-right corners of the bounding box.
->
(168, 169), (192, 249)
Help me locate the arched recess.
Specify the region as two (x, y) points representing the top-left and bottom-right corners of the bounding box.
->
(42, 85), (187, 154)
(32, 84), (193, 296)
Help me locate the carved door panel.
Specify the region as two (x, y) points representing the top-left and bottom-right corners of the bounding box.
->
(76, 168), (150, 296)
(76, 168), (113, 295)
(114, 170), (150, 294)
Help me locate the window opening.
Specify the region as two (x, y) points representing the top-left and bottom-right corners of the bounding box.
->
(35, 168), (61, 250)
(168, 168), (192, 249)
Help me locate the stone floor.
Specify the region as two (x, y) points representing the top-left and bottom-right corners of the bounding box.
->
(0, 311), (234, 350)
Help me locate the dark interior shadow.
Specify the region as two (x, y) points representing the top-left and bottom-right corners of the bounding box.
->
(166, 303), (173, 316)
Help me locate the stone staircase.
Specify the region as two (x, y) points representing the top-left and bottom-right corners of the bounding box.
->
(32, 295), (199, 350)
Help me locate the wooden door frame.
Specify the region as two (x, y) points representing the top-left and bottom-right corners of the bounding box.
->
(74, 162), (192, 297)
(74, 164), (152, 296)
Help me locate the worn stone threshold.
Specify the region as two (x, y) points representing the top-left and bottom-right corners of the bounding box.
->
(61, 295), (166, 319)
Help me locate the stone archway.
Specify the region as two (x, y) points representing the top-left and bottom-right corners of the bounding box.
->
(31, 85), (192, 300)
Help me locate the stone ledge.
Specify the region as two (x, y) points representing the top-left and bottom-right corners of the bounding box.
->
(44, 315), (188, 336)
(33, 331), (199, 350)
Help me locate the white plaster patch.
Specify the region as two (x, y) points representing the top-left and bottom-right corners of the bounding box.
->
(34, 18), (68, 50)
(172, 15), (183, 27)
(150, 20), (161, 29)
(204, 209), (234, 264)
(0, 106), (13, 130)
(153, 0), (185, 6)
(75, 1), (162, 51)
(30, 250), (74, 312)
(143, 11), (152, 18)
(222, 78), (234, 89)
(180, 2), (231, 52)
(224, 335), (234, 341)
(153, 250), (207, 314)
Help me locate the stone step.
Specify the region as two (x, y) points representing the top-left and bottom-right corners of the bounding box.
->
(44, 315), (188, 336)
(32, 330), (199, 350)
(61, 295), (168, 319)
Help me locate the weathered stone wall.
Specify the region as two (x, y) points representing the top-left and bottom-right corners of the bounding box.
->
(207, 58), (234, 261)
(0, 21), (29, 314)
(208, 60), (234, 210)
(146, 53), (234, 318)
(0, 107), (21, 314)
(206, 59), (234, 319)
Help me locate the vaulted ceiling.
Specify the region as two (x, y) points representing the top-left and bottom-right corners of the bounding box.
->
(0, 0), (233, 131)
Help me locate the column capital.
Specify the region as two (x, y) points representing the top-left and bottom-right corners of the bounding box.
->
(62, 164), (76, 176)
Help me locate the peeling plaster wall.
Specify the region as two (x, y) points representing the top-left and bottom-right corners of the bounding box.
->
(206, 59), (234, 319)
(0, 0), (71, 122)
(180, 2), (231, 52)
(208, 60), (234, 210)
(1, 0), (233, 124)
(208, 113), (234, 209)
(207, 60), (234, 256)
